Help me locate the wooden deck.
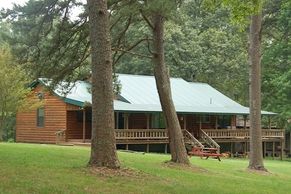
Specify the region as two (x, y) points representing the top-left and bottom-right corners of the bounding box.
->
(203, 129), (284, 142)
(62, 128), (284, 145)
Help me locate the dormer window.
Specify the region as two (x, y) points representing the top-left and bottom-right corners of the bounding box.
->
(37, 92), (44, 100)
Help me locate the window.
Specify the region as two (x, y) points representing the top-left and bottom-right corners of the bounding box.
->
(37, 108), (45, 127)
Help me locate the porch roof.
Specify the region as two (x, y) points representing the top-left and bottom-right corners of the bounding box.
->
(35, 74), (276, 115)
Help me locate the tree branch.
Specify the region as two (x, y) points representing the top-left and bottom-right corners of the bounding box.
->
(140, 9), (153, 29)
(112, 48), (152, 59)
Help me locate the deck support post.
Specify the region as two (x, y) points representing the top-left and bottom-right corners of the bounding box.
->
(280, 139), (284, 160)
(244, 141), (247, 154)
(126, 144), (129, 150)
(290, 132), (291, 154)
(146, 144), (150, 153)
(272, 142), (275, 158)
(165, 144), (168, 154)
(82, 109), (86, 143)
(263, 142), (266, 158)
(230, 142), (233, 157)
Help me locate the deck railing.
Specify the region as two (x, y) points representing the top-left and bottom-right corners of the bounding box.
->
(115, 129), (168, 140)
(203, 129), (284, 139)
(55, 129), (66, 144)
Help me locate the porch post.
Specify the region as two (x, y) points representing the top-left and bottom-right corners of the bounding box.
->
(124, 113), (129, 150)
(146, 114), (151, 153)
(199, 116), (202, 137)
(215, 115), (218, 129)
(184, 115), (187, 129)
(116, 112), (119, 129)
(243, 115), (247, 130)
(82, 109), (86, 143)
(231, 115), (236, 129)
(199, 115), (202, 130)
(268, 116), (271, 130)
(124, 113), (129, 129)
(290, 132), (291, 154)
(146, 113), (150, 129)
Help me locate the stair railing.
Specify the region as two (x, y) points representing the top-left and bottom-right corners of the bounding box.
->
(200, 129), (220, 153)
(55, 129), (66, 144)
(183, 130), (204, 149)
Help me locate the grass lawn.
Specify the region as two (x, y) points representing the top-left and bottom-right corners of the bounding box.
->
(0, 143), (291, 194)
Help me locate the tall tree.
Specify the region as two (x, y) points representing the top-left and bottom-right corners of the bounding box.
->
(2, 0), (120, 168)
(248, 9), (266, 170)
(216, 0), (267, 170)
(140, 1), (190, 164)
(87, 0), (120, 168)
(152, 13), (189, 164)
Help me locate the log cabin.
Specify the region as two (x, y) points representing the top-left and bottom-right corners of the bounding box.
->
(16, 74), (285, 158)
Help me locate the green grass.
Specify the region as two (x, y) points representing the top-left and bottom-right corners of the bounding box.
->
(0, 143), (291, 194)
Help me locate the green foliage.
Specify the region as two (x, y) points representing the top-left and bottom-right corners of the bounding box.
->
(0, 47), (30, 141)
(2, 116), (15, 141)
(1, 0), (90, 82)
(203, 0), (263, 28)
(261, 0), (291, 130)
(116, 1), (249, 104)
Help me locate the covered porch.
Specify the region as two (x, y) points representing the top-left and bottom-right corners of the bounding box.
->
(55, 110), (285, 157)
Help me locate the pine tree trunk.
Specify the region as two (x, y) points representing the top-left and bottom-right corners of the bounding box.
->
(87, 0), (120, 169)
(248, 12), (266, 171)
(152, 13), (190, 165)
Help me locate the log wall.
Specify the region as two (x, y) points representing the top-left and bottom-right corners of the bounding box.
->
(16, 85), (67, 143)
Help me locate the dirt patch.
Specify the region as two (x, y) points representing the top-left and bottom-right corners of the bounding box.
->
(163, 161), (208, 173)
(88, 166), (148, 179)
(246, 168), (271, 176)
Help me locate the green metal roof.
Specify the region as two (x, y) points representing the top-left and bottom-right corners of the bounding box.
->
(34, 74), (276, 115)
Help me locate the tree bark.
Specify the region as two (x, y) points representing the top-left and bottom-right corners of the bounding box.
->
(87, 0), (120, 169)
(152, 13), (190, 165)
(248, 12), (266, 171)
